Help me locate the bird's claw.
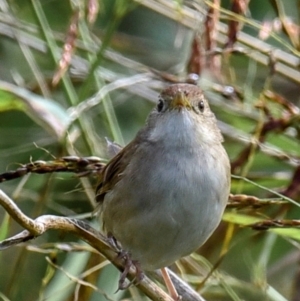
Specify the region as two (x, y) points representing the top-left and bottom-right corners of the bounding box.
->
(117, 250), (144, 290)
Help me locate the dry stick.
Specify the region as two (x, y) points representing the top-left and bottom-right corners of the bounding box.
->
(0, 189), (203, 301)
(227, 193), (288, 209)
(249, 219), (300, 230)
(0, 156), (105, 183)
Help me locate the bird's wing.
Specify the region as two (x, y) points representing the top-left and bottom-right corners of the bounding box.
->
(95, 140), (135, 204)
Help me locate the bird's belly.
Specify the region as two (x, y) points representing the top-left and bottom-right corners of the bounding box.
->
(121, 194), (223, 270)
(102, 149), (228, 270)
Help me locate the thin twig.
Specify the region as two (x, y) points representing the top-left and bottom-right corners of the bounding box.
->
(0, 156), (104, 183)
(249, 219), (300, 230)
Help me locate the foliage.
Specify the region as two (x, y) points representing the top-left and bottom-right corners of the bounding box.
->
(0, 0), (300, 300)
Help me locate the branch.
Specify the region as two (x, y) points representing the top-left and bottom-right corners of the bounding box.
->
(249, 219), (300, 230)
(227, 193), (288, 209)
(0, 189), (204, 301)
(0, 156), (104, 183)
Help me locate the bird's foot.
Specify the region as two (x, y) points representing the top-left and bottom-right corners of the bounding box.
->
(106, 234), (144, 291)
(117, 250), (144, 290)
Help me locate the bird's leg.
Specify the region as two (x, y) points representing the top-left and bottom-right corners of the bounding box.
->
(106, 232), (121, 251)
(117, 251), (144, 289)
(117, 250), (133, 290)
(106, 233), (144, 290)
(133, 260), (144, 283)
(161, 267), (181, 301)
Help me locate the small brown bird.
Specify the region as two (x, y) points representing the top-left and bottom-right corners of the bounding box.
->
(96, 84), (231, 300)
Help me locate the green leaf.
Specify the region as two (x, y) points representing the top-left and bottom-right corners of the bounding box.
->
(0, 81), (70, 141)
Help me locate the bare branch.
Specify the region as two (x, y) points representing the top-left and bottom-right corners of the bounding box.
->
(227, 193), (288, 209)
(249, 219), (300, 230)
(0, 156), (104, 183)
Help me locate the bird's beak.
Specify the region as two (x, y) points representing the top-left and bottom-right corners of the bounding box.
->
(170, 91), (192, 109)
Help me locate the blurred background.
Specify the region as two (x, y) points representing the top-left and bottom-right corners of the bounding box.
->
(0, 0), (300, 300)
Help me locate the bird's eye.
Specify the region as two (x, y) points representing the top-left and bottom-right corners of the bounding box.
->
(198, 100), (205, 112)
(157, 99), (164, 112)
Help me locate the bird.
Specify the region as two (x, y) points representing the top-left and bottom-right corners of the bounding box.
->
(96, 83), (231, 300)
